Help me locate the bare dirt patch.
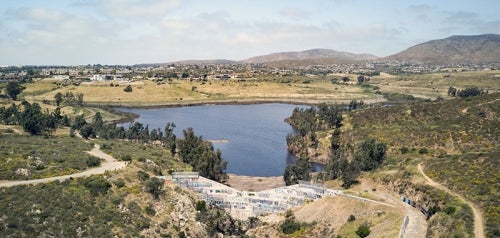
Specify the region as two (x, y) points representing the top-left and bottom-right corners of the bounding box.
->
(226, 174), (285, 192)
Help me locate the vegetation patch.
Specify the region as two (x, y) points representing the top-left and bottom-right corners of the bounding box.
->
(0, 135), (93, 180)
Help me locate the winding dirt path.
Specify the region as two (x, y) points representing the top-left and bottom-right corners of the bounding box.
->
(418, 163), (485, 238)
(0, 144), (127, 188)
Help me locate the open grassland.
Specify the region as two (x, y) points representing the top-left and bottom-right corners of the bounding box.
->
(342, 93), (499, 237)
(27, 77), (380, 106)
(370, 70), (500, 99)
(0, 135), (94, 180)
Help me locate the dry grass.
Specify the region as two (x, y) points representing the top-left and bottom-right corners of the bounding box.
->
(29, 78), (380, 106)
(371, 70), (500, 99)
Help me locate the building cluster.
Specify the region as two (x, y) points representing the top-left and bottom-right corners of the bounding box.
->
(1, 61), (497, 82)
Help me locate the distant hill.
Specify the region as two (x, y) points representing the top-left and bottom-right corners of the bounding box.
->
(385, 34), (500, 64)
(171, 59), (239, 65)
(241, 49), (379, 64)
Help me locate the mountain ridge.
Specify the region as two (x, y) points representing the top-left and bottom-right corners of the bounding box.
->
(384, 34), (500, 64)
(167, 34), (500, 65)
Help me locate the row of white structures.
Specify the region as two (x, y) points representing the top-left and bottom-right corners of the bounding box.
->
(166, 172), (342, 219)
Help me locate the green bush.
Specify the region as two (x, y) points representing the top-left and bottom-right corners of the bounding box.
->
(355, 223), (371, 237)
(347, 214), (356, 222)
(86, 156), (101, 167)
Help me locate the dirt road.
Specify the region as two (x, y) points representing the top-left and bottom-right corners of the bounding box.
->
(418, 163), (485, 238)
(0, 144), (127, 188)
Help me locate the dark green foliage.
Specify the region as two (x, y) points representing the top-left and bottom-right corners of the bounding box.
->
(6, 81), (25, 100)
(348, 214), (356, 222)
(144, 204), (156, 216)
(444, 206), (456, 215)
(54, 92), (63, 106)
(0, 135), (93, 180)
(418, 148), (428, 154)
(113, 179), (126, 188)
(457, 87), (484, 98)
(0, 101), (65, 135)
(355, 223), (371, 237)
(86, 156), (101, 167)
(145, 177), (164, 199)
(283, 158), (311, 186)
(83, 175), (112, 196)
(400, 147), (409, 154)
(280, 210), (302, 234)
(353, 139), (387, 171)
(137, 170), (150, 181)
(195, 204), (244, 236)
(341, 161), (361, 188)
(124, 85), (133, 92)
(177, 128), (227, 182)
(195, 200), (207, 213)
(0, 178), (147, 237)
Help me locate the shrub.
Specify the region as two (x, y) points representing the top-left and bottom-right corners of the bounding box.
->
(418, 148), (428, 154)
(123, 85), (133, 92)
(355, 223), (371, 237)
(144, 204), (156, 216)
(348, 214), (356, 222)
(86, 156), (101, 167)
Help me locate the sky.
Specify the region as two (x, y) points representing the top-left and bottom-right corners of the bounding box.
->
(0, 0), (499, 65)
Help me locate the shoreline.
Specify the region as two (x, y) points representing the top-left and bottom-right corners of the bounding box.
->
(85, 97), (386, 110)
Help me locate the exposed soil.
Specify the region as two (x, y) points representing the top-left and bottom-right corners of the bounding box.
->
(226, 174), (285, 192)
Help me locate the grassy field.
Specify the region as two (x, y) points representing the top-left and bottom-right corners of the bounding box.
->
(24, 77), (380, 106)
(370, 70), (500, 99)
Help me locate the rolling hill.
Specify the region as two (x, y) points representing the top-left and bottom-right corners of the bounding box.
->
(241, 48), (379, 64)
(385, 34), (500, 64)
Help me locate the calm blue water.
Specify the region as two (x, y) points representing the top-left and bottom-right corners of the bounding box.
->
(117, 103), (310, 176)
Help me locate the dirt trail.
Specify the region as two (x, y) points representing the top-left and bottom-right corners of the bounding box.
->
(0, 144), (127, 188)
(418, 163), (485, 238)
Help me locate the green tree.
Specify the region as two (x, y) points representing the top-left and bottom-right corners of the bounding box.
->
(124, 85), (133, 92)
(164, 122), (176, 155)
(341, 161), (360, 188)
(145, 177), (164, 199)
(283, 158), (310, 186)
(83, 176), (112, 196)
(353, 139), (387, 171)
(355, 223), (371, 237)
(54, 92), (64, 106)
(6, 81), (25, 100)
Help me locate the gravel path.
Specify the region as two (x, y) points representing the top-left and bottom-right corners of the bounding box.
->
(418, 163), (485, 238)
(0, 144), (127, 188)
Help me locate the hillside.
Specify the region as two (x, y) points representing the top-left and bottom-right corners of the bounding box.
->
(385, 34), (500, 64)
(242, 48), (379, 63)
(345, 93), (499, 237)
(170, 59), (239, 65)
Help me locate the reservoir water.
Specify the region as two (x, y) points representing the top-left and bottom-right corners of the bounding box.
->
(117, 103), (308, 177)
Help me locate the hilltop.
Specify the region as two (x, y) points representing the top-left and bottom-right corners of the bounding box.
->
(242, 48), (379, 64)
(385, 34), (500, 64)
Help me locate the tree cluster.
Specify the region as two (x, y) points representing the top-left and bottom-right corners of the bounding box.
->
(448, 86), (486, 98)
(54, 91), (84, 106)
(0, 102), (70, 135)
(177, 128), (228, 182)
(74, 113), (227, 182)
(5, 81), (25, 100)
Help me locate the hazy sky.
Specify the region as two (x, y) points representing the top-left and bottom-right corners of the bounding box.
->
(1, 0), (499, 65)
